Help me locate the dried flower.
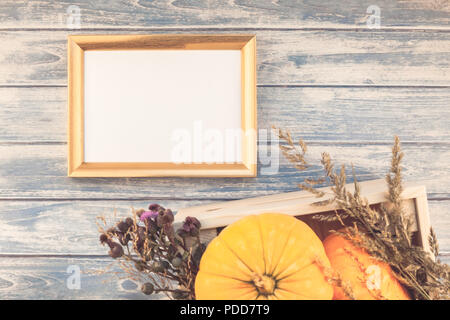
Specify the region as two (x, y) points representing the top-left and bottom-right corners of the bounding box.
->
(157, 209), (174, 226)
(118, 233), (131, 246)
(275, 127), (450, 300)
(136, 208), (145, 218)
(97, 203), (205, 300)
(172, 288), (189, 300)
(150, 261), (164, 273)
(179, 217), (201, 237)
(149, 203), (161, 211)
(172, 257), (183, 268)
(108, 242), (124, 259)
(99, 233), (108, 244)
(116, 221), (129, 233)
(141, 283), (154, 295)
(140, 211), (158, 221)
(134, 260), (146, 272)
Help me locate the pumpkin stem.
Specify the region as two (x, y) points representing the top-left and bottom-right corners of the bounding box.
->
(252, 273), (275, 295)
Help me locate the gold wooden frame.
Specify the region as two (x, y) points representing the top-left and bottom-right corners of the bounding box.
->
(68, 34), (257, 177)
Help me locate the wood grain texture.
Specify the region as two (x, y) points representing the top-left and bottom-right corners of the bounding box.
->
(1, 87), (449, 143)
(1, 30), (449, 86)
(0, 199), (448, 255)
(0, 143), (448, 199)
(0, 254), (448, 300)
(0, 200), (209, 255)
(429, 201), (450, 252)
(0, 257), (164, 299)
(1, 0), (449, 300)
(0, 0), (449, 29)
(439, 254), (450, 265)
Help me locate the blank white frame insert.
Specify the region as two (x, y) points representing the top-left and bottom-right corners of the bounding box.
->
(84, 50), (242, 163)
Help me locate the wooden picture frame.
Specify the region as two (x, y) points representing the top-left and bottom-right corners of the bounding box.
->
(67, 34), (257, 177)
(174, 179), (433, 255)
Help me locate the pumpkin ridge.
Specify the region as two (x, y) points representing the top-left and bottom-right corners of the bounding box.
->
(277, 261), (320, 281)
(272, 232), (328, 280)
(198, 270), (254, 284)
(195, 214), (334, 300)
(265, 219), (297, 275)
(217, 236), (257, 274)
(268, 289), (280, 300)
(256, 215), (268, 274)
(273, 254), (317, 281)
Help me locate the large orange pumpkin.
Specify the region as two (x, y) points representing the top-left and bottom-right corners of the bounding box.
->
(323, 231), (410, 300)
(195, 213), (333, 300)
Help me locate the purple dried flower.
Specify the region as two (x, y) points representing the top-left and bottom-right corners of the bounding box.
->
(157, 209), (174, 227)
(99, 234), (108, 244)
(117, 220), (129, 233)
(125, 217), (134, 227)
(148, 203), (161, 211)
(118, 233), (131, 246)
(182, 217), (201, 234)
(139, 211), (158, 221)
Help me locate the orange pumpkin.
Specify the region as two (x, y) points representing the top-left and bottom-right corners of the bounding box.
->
(323, 231), (410, 300)
(195, 213), (333, 300)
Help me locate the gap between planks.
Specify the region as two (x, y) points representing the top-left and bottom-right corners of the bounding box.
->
(2, 84), (450, 89)
(0, 252), (448, 259)
(1, 141), (449, 147)
(0, 196), (448, 202)
(0, 27), (449, 33)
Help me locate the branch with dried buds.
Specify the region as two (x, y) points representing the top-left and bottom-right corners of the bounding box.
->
(98, 204), (205, 300)
(274, 126), (450, 300)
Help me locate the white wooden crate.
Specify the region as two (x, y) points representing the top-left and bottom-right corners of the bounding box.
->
(174, 179), (432, 254)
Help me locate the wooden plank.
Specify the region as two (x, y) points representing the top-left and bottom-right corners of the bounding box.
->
(0, 143), (448, 200)
(0, 200), (211, 255)
(1, 0), (448, 301)
(0, 199), (448, 255)
(0, 0), (449, 29)
(259, 87), (450, 143)
(429, 201), (450, 253)
(1, 30), (449, 86)
(439, 254), (450, 265)
(0, 257), (165, 299)
(0, 253), (448, 300)
(1, 87), (449, 143)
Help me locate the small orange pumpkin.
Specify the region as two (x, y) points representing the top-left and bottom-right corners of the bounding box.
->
(195, 213), (333, 300)
(323, 231), (410, 300)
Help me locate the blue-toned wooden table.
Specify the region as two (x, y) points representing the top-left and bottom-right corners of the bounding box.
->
(0, 1), (448, 299)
